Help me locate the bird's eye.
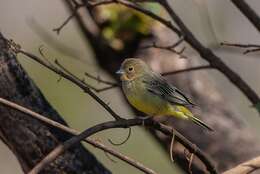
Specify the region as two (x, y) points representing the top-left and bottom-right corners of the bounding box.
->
(128, 67), (133, 71)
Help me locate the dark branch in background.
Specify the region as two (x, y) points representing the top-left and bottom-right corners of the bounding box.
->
(142, 42), (186, 58)
(86, 65), (213, 91)
(221, 42), (260, 54)
(53, 0), (116, 34)
(7, 40), (217, 174)
(230, 0), (260, 33)
(84, 72), (119, 92)
(85, 65), (213, 90)
(85, 72), (118, 86)
(155, 0), (260, 112)
(141, 36), (187, 58)
(0, 97), (157, 174)
(29, 118), (217, 174)
(53, 0), (114, 34)
(162, 65), (213, 76)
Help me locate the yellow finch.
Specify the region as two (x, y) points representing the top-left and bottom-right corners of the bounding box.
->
(117, 58), (213, 131)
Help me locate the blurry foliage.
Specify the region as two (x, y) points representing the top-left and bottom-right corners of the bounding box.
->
(96, 3), (161, 50)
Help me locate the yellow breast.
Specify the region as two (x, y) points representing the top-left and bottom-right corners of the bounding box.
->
(122, 80), (169, 116)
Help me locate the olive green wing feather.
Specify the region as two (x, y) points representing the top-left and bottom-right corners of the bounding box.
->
(142, 73), (195, 107)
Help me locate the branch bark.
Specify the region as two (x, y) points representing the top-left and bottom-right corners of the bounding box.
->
(29, 118), (217, 174)
(223, 156), (260, 174)
(230, 0), (260, 33)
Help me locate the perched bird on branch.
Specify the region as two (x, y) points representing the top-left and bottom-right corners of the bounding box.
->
(117, 58), (213, 131)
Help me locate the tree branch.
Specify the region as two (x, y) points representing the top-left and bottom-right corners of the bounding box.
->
(0, 97), (157, 174)
(29, 118), (217, 174)
(157, 0), (260, 113)
(221, 42), (260, 54)
(162, 65), (212, 76)
(223, 156), (260, 174)
(7, 41), (122, 120)
(230, 0), (260, 33)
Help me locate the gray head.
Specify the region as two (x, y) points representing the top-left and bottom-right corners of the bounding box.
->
(116, 58), (150, 81)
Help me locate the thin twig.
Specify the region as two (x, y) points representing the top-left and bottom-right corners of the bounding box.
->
(170, 133), (175, 162)
(244, 48), (260, 54)
(162, 65), (212, 76)
(221, 42), (260, 54)
(10, 44), (122, 120)
(0, 97), (157, 174)
(85, 72), (118, 86)
(53, 12), (78, 34)
(142, 36), (186, 57)
(55, 59), (116, 92)
(108, 127), (132, 146)
(53, 0), (117, 34)
(142, 42), (186, 57)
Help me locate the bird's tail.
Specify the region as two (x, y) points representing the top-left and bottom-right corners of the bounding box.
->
(189, 115), (214, 132)
(173, 105), (214, 131)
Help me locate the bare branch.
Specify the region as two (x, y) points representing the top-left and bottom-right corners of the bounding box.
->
(162, 65), (212, 76)
(156, 0), (260, 113)
(142, 42), (186, 58)
(7, 41), (122, 120)
(53, 11), (78, 34)
(221, 42), (260, 54)
(0, 97), (157, 174)
(85, 72), (118, 86)
(53, 0), (116, 34)
(230, 0), (260, 32)
(29, 118), (217, 174)
(142, 36), (186, 56)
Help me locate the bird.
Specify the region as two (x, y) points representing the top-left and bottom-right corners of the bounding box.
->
(116, 58), (213, 131)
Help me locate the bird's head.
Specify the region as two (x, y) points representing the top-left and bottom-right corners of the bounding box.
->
(116, 58), (149, 81)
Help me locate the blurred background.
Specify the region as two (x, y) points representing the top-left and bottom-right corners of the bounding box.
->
(0, 0), (260, 173)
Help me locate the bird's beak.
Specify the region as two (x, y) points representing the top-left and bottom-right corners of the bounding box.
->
(116, 68), (125, 75)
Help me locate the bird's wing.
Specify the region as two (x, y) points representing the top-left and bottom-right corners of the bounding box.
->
(142, 73), (195, 107)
